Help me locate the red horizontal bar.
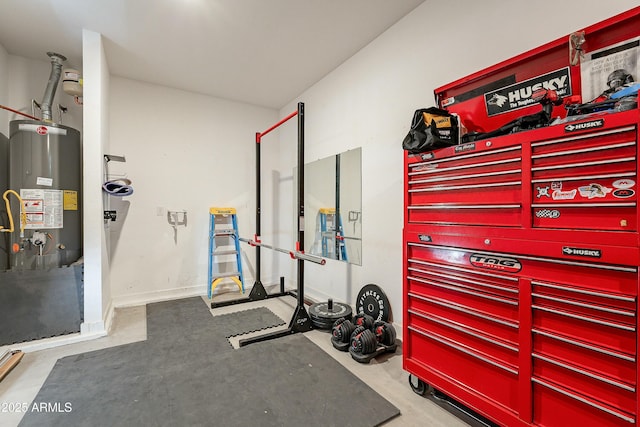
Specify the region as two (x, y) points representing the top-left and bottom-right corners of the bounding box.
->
(0, 104), (39, 121)
(257, 110), (298, 142)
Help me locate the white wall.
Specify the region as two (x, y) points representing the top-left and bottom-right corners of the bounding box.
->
(273, 1), (640, 325)
(81, 29), (112, 334)
(108, 77), (277, 306)
(0, 43), (8, 136)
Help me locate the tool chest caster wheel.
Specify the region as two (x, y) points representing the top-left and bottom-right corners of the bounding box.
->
(409, 374), (427, 396)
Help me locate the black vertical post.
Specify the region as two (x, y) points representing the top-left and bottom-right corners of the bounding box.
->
(335, 153), (341, 260)
(297, 102), (305, 307)
(255, 132), (262, 284)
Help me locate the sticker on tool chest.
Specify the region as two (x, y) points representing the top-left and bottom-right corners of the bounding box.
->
(469, 253), (522, 273)
(455, 142), (475, 153)
(484, 68), (571, 116)
(562, 246), (601, 258)
(533, 179), (635, 203)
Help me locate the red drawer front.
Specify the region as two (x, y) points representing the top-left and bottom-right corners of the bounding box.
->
(533, 378), (636, 427)
(409, 309), (518, 367)
(532, 280), (636, 313)
(533, 329), (636, 388)
(407, 325), (519, 411)
(407, 205), (522, 226)
(532, 304), (636, 356)
(533, 354), (636, 415)
(408, 275), (518, 322)
(532, 293), (635, 332)
(409, 179), (521, 205)
(407, 292), (519, 346)
(532, 281), (636, 328)
(532, 204), (636, 231)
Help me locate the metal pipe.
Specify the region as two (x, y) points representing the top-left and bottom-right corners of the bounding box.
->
(297, 102), (305, 306)
(238, 237), (326, 265)
(255, 132), (261, 282)
(0, 104), (39, 121)
(335, 153), (340, 260)
(41, 52), (66, 122)
(259, 110), (298, 139)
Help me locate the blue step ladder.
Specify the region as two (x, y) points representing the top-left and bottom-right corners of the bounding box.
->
(208, 207), (244, 298)
(318, 208), (348, 262)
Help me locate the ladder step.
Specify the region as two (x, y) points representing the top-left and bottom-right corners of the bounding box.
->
(214, 229), (236, 236)
(213, 250), (238, 255)
(212, 271), (242, 279)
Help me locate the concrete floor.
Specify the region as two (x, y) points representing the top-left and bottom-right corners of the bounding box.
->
(0, 291), (471, 427)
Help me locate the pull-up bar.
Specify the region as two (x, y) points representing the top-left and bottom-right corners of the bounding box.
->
(212, 103), (315, 348)
(256, 110), (298, 142)
(239, 237), (326, 265)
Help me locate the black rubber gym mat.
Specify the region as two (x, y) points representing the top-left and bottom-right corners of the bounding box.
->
(19, 297), (399, 427)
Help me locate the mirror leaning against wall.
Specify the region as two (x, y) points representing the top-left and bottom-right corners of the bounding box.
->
(303, 148), (362, 265)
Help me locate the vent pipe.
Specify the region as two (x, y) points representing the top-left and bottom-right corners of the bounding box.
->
(41, 52), (66, 123)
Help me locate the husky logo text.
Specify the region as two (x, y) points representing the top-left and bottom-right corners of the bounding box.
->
(484, 68), (571, 116)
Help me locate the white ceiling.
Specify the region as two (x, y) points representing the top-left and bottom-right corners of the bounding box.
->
(0, 0), (425, 109)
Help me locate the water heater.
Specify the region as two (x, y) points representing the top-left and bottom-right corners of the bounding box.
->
(6, 120), (81, 270)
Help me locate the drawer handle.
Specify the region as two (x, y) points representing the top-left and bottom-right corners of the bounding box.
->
(409, 309), (518, 352)
(408, 180), (521, 192)
(408, 292), (519, 329)
(532, 377), (635, 424)
(409, 168), (521, 184)
(533, 353), (635, 392)
(409, 266), (519, 294)
(409, 326), (518, 375)
(532, 293), (635, 317)
(531, 281), (636, 303)
(408, 258), (519, 283)
(532, 202), (635, 208)
(408, 204), (521, 210)
(533, 329), (635, 362)
(408, 274), (518, 306)
(409, 156), (521, 176)
(532, 305), (636, 332)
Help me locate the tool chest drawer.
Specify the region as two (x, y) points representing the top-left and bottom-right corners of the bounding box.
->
(405, 140), (523, 227)
(530, 124), (638, 231)
(406, 324), (519, 412)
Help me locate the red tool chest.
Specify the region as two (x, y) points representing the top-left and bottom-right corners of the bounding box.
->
(403, 7), (640, 427)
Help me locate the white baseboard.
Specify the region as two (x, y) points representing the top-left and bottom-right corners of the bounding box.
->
(4, 328), (108, 354)
(112, 285), (205, 309)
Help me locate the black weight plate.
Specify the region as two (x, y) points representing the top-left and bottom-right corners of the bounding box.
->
(356, 284), (390, 322)
(308, 301), (352, 326)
